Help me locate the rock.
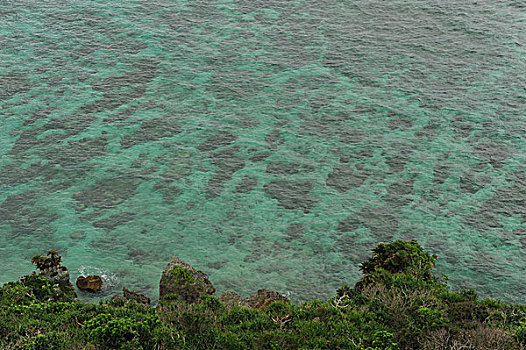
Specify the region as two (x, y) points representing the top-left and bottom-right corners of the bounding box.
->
(220, 289), (289, 311)
(123, 287), (151, 306)
(40, 265), (71, 287)
(30, 250), (77, 300)
(110, 294), (127, 304)
(31, 250), (72, 287)
(76, 275), (103, 292)
(110, 288), (151, 306)
(245, 289), (289, 311)
(219, 291), (245, 308)
(159, 257), (215, 303)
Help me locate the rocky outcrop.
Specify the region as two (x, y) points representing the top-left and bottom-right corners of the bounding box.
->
(30, 250), (77, 300)
(123, 288), (151, 306)
(244, 289), (289, 311)
(159, 257), (215, 302)
(40, 265), (71, 287)
(76, 275), (103, 292)
(220, 289), (290, 311)
(111, 288), (151, 306)
(31, 250), (72, 287)
(219, 291), (245, 308)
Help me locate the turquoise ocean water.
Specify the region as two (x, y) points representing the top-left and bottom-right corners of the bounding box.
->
(1, 0), (525, 303)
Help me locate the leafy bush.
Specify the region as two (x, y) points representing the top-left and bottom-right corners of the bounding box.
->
(359, 240), (436, 281)
(85, 313), (160, 349)
(0, 240), (524, 350)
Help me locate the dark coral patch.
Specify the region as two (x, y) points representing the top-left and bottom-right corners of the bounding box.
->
(153, 180), (182, 204)
(338, 206), (398, 242)
(73, 175), (141, 211)
(387, 112), (413, 130)
(120, 116), (181, 149)
(206, 147), (245, 198)
(382, 178), (415, 206)
(0, 71), (32, 99)
(385, 144), (414, 174)
(93, 212), (137, 231)
(197, 132), (237, 151)
(326, 165), (369, 192)
(264, 180), (317, 213)
(249, 152), (270, 162)
(284, 223), (304, 242)
(266, 162), (301, 175)
(459, 165), (491, 194)
(233, 176), (258, 193)
(335, 234), (374, 265)
(0, 192), (58, 238)
(466, 171), (525, 230)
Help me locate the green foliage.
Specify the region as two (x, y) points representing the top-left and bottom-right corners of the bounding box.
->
(85, 312), (160, 349)
(0, 274), (75, 306)
(359, 240), (436, 284)
(169, 265), (195, 286)
(15, 332), (64, 350)
(200, 294), (225, 313)
(31, 250), (62, 271)
(371, 330), (398, 349)
(515, 322), (526, 345)
(0, 240), (524, 350)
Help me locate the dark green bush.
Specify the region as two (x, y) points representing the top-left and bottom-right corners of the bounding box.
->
(1, 240), (524, 350)
(85, 312), (160, 349)
(359, 240), (436, 281)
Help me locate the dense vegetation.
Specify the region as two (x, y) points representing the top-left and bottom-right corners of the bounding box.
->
(1, 240), (525, 349)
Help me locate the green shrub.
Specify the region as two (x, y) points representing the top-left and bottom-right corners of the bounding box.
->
(15, 332), (64, 350)
(359, 240), (436, 282)
(514, 322), (526, 345)
(85, 312), (160, 349)
(1, 240), (524, 350)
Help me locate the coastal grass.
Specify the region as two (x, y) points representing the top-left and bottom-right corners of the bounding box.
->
(1, 240), (526, 349)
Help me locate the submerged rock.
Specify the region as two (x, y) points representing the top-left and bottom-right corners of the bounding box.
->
(159, 257), (215, 303)
(76, 275), (103, 292)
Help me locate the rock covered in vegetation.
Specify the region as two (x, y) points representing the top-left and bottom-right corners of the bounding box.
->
(245, 289), (290, 311)
(159, 256), (215, 302)
(219, 291), (245, 308)
(219, 289), (290, 311)
(31, 250), (71, 287)
(123, 287), (151, 306)
(30, 249), (77, 300)
(76, 275), (103, 292)
(111, 287), (151, 306)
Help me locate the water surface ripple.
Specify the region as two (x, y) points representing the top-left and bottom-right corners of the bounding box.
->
(1, 0), (525, 302)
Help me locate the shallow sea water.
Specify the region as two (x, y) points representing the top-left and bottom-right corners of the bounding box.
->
(1, 0), (525, 303)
